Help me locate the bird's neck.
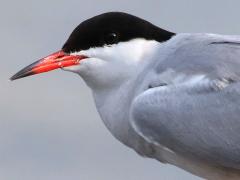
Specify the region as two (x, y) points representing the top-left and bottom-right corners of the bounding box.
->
(91, 76), (164, 158)
(92, 79), (138, 146)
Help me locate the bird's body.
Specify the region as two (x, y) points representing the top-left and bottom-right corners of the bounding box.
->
(89, 33), (240, 179)
(11, 12), (240, 179)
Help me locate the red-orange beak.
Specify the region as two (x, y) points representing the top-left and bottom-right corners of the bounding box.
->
(10, 50), (86, 81)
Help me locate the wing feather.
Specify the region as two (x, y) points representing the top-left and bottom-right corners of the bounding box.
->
(131, 34), (240, 169)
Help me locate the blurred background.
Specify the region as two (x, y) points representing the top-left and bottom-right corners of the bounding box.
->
(1, 0), (240, 179)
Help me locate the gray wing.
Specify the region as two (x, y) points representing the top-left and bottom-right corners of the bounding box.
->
(131, 34), (240, 169)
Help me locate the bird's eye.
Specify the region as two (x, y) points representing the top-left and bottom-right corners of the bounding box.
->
(103, 32), (119, 45)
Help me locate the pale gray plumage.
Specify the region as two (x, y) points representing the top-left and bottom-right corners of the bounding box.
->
(131, 33), (240, 171)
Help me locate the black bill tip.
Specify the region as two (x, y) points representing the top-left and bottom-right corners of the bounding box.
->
(10, 61), (40, 81)
(10, 70), (35, 81)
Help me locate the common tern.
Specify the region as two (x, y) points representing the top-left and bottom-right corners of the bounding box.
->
(11, 12), (240, 180)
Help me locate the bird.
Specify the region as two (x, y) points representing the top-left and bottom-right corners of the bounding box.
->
(10, 12), (240, 180)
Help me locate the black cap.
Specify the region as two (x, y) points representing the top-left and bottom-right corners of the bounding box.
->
(62, 12), (175, 53)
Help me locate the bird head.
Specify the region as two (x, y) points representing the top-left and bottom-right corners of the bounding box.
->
(10, 12), (174, 89)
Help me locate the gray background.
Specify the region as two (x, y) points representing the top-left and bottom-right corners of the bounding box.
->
(1, 0), (240, 179)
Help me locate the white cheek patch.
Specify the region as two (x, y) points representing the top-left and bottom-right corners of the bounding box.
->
(64, 39), (161, 89)
(70, 38), (159, 64)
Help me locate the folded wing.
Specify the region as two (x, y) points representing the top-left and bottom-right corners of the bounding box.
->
(131, 34), (240, 169)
